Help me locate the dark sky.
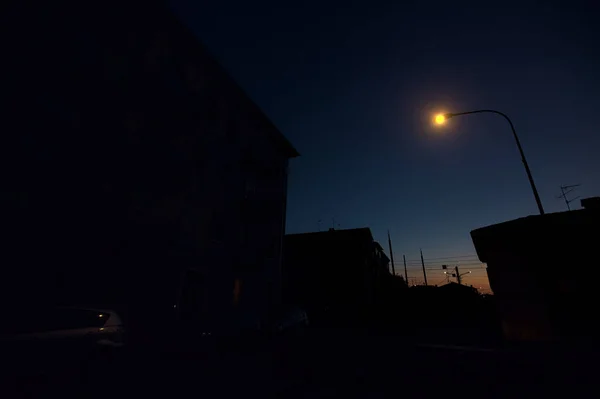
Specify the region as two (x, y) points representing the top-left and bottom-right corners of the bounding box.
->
(170, 0), (599, 288)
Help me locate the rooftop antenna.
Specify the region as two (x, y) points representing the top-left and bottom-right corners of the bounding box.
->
(556, 184), (581, 211)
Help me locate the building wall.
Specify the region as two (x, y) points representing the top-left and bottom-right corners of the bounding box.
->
(283, 229), (390, 325)
(2, 2), (293, 333)
(471, 210), (600, 341)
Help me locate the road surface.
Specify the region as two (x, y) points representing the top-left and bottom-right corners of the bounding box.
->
(2, 329), (593, 398)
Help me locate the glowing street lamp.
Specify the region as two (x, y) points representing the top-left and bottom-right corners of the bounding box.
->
(433, 109), (545, 215)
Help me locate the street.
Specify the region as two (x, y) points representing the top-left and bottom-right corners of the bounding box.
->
(2, 329), (594, 398)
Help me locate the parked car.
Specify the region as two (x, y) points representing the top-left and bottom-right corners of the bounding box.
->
(1, 307), (126, 390)
(1, 307), (125, 349)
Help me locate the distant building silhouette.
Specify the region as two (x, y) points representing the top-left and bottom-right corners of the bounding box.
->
(437, 282), (479, 297)
(282, 228), (392, 326)
(471, 197), (600, 342)
(407, 282), (501, 346)
(3, 1), (298, 338)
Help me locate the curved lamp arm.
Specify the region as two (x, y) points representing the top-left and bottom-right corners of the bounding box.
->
(444, 110), (545, 215)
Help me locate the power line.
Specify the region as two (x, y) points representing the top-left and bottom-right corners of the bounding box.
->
(391, 251), (492, 291)
(399, 264), (486, 269)
(398, 263), (486, 267)
(401, 268), (488, 272)
(434, 276), (449, 286)
(403, 258), (480, 264)
(435, 262), (485, 266)
(406, 254), (477, 261)
(405, 265), (481, 269)
(396, 253), (477, 261)
(405, 262), (482, 267)
(425, 267), (485, 272)
(404, 257), (480, 262)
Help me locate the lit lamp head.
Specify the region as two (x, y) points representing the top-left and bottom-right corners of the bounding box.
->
(434, 113), (453, 125)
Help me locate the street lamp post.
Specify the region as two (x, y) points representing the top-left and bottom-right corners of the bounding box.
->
(435, 109), (545, 215)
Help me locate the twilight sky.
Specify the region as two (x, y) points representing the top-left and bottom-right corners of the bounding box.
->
(170, 0), (600, 290)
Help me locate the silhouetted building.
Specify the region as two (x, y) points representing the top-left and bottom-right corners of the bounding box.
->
(3, 1), (298, 338)
(282, 228), (391, 325)
(407, 283), (501, 346)
(437, 282), (479, 297)
(581, 196), (600, 210)
(471, 197), (600, 342)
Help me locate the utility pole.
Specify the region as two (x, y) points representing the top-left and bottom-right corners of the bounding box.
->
(556, 184), (581, 211)
(403, 255), (408, 285)
(453, 265), (471, 285)
(387, 230), (396, 276)
(420, 248), (428, 286)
